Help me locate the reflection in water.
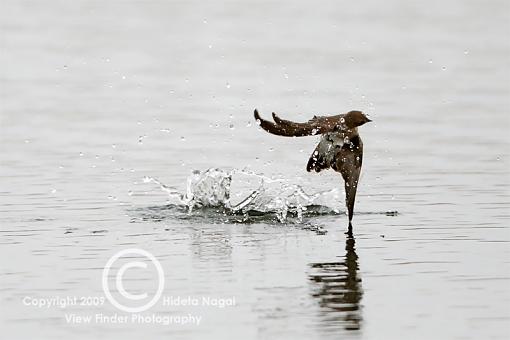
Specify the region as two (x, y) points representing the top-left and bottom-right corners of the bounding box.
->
(309, 230), (363, 331)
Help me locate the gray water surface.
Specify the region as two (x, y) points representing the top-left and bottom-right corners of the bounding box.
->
(1, 1), (509, 339)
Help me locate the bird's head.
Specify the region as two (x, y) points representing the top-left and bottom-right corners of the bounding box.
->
(343, 111), (372, 129)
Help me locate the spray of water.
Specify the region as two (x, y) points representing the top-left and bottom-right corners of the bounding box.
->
(143, 168), (343, 223)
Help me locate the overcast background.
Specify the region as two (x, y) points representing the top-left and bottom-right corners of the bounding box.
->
(1, 1), (509, 339)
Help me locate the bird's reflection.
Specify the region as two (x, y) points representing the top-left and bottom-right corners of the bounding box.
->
(309, 229), (363, 331)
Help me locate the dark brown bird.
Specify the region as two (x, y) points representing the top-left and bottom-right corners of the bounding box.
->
(254, 109), (371, 228)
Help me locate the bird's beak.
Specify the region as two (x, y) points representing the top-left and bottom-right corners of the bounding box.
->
(366, 118), (372, 123)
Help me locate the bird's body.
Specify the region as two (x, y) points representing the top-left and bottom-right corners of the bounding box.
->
(254, 109), (370, 227)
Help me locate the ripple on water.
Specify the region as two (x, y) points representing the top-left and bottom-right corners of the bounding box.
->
(135, 168), (398, 226)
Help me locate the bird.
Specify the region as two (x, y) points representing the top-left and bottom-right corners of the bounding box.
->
(253, 109), (371, 229)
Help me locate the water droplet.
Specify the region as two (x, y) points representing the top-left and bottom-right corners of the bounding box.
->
(269, 147), (274, 152)
(442, 66), (447, 71)
(51, 188), (57, 194)
(180, 136), (186, 141)
(203, 18), (208, 24)
(138, 135), (146, 144)
(464, 50), (469, 55)
(111, 144), (116, 149)
(208, 44), (212, 49)
(229, 124), (235, 130)
(428, 59), (433, 64)
(246, 121), (252, 127)
(226, 82), (231, 89)
(24, 139), (30, 143)
(160, 128), (171, 133)
(128, 191), (133, 196)
(79, 152), (84, 157)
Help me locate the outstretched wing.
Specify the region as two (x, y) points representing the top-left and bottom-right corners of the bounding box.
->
(254, 109), (344, 137)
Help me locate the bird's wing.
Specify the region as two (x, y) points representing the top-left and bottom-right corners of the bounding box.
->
(254, 109), (345, 137)
(307, 133), (344, 172)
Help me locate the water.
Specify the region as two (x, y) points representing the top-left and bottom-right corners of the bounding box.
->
(1, 0), (509, 339)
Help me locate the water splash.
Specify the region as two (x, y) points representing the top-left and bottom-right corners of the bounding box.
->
(142, 168), (343, 223)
